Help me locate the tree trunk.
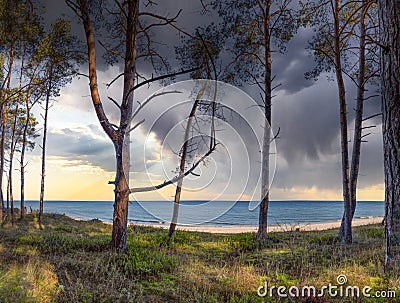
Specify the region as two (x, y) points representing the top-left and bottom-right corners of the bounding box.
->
(0, 102), (6, 221)
(9, 113), (19, 225)
(0, 43), (14, 223)
(8, 102), (20, 226)
(20, 94), (32, 220)
(168, 83), (209, 237)
(0, 103), (6, 223)
(257, 1), (272, 241)
(110, 0), (138, 253)
(379, 0), (400, 266)
(111, 140), (130, 253)
(338, 0), (368, 238)
(333, 0), (352, 244)
(77, 0), (136, 253)
(20, 112), (28, 220)
(6, 174), (10, 211)
(39, 78), (52, 225)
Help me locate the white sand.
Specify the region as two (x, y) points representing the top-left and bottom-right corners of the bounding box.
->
(136, 217), (383, 234)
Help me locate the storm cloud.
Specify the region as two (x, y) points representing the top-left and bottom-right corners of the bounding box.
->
(34, 0), (384, 200)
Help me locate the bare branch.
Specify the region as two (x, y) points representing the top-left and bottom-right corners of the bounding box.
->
(361, 125), (376, 130)
(129, 90), (182, 127)
(362, 112), (382, 122)
(270, 127), (281, 143)
(126, 67), (198, 101)
(129, 147), (216, 193)
(77, 72), (89, 78)
(108, 96), (121, 109)
(126, 119), (145, 134)
(106, 73), (124, 88)
(361, 132), (371, 139)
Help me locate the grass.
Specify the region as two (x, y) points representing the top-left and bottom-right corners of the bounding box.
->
(0, 213), (399, 302)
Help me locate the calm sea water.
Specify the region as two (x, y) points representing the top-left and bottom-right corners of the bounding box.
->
(22, 200), (384, 227)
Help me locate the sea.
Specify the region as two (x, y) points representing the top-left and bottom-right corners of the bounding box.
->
(22, 200), (384, 227)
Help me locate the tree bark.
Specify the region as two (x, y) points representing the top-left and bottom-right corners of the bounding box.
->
(379, 0), (400, 266)
(76, 0), (138, 253)
(111, 140), (130, 253)
(20, 92), (33, 220)
(39, 75), (52, 225)
(111, 0), (138, 253)
(8, 106), (18, 226)
(332, 0), (352, 244)
(0, 101), (6, 224)
(168, 82), (209, 237)
(0, 102), (6, 221)
(338, 0), (369, 239)
(0, 43), (14, 223)
(20, 110), (29, 220)
(257, 0), (272, 241)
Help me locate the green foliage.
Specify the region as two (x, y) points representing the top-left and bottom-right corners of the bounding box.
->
(309, 234), (338, 245)
(211, 0), (297, 86)
(176, 24), (225, 80)
(110, 243), (178, 279)
(300, 0), (379, 82)
(5, 105), (39, 152)
(227, 233), (259, 252)
(38, 233), (110, 254)
(360, 226), (385, 239)
(31, 18), (82, 98)
(143, 230), (198, 248)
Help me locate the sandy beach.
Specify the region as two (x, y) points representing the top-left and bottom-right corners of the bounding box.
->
(137, 217), (383, 234)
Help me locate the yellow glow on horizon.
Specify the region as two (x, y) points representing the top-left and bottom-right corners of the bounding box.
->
(357, 183), (384, 201)
(15, 157), (115, 201)
(15, 155), (384, 202)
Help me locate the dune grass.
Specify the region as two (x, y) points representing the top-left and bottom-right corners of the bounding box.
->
(0, 213), (399, 302)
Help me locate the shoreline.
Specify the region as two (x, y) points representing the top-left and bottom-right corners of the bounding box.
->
(132, 217), (383, 234)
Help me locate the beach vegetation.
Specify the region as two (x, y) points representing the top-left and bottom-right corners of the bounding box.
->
(0, 213), (398, 302)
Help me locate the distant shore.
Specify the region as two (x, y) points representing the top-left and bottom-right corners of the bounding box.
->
(136, 217), (383, 234)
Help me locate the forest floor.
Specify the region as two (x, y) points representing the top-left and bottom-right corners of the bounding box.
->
(0, 213), (399, 303)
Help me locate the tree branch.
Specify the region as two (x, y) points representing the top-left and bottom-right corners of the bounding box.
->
(129, 146), (216, 193)
(125, 67), (198, 101)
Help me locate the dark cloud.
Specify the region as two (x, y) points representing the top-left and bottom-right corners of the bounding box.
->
(273, 78), (342, 164)
(39, 0), (384, 198)
(273, 28), (316, 94)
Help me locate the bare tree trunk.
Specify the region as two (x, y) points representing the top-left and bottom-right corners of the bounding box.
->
(6, 174), (10, 211)
(20, 93), (32, 220)
(76, 0), (127, 252)
(20, 113), (28, 220)
(8, 104), (20, 226)
(0, 103), (6, 223)
(110, 0), (138, 253)
(0, 44), (14, 223)
(168, 83), (210, 237)
(257, 0), (272, 241)
(379, 0), (400, 266)
(111, 141), (130, 253)
(8, 144), (16, 226)
(0, 103), (6, 222)
(338, 0), (368, 239)
(39, 74), (52, 225)
(332, 0), (352, 244)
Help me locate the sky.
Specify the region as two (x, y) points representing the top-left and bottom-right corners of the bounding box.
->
(10, 0), (384, 202)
